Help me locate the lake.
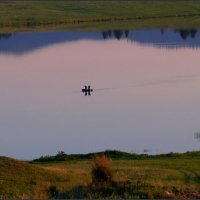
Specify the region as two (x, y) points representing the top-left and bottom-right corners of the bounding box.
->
(0, 28), (200, 159)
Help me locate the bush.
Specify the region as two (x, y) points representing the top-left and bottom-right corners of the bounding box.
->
(49, 185), (59, 198)
(91, 154), (113, 184)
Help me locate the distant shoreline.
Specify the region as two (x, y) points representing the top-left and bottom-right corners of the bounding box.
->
(1, 0), (200, 33)
(16, 150), (200, 162)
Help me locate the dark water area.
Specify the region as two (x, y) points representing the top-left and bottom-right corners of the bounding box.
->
(0, 29), (200, 55)
(0, 28), (199, 159)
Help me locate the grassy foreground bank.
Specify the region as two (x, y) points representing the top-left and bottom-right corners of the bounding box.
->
(0, 151), (200, 199)
(1, 0), (200, 32)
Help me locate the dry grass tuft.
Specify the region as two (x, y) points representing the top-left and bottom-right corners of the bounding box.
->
(91, 154), (113, 184)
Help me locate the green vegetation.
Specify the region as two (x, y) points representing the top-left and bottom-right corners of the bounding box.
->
(32, 149), (200, 162)
(32, 150), (140, 162)
(0, 151), (200, 199)
(1, 0), (200, 33)
(0, 156), (69, 198)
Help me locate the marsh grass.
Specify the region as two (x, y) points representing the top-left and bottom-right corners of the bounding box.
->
(1, 155), (199, 199)
(33, 152), (200, 198)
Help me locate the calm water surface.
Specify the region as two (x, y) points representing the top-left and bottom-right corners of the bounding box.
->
(0, 29), (200, 159)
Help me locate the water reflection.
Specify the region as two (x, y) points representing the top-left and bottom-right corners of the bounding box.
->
(101, 29), (200, 49)
(0, 32), (200, 159)
(174, 29), (197, 40)
(1, 28), (200, 55)
(0, 33), (12, 40)
(102, 29), (198, 41)
(102, 30), (129, 40)
(1, 28), (200, 158)
(194, 132), (200, 141)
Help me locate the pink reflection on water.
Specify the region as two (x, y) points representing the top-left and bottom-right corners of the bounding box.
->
(0, 39), (200, 159)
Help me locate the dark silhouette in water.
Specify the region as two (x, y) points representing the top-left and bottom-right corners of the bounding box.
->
(82, 85), (93, 96)
(102, 30), (129, 40)
(102, 30), (113, 39)
(194, 132), (200, 141)
(160, 29), (165, 35)
(175, 29), (198, 40)
(124, 30), (129, 38)
(113, 30), (123, 40)
(108, 30), (112, 38)
(102, 28), (199, 42)
(102, 31), (109, 39)
(190, 29), (198, 38)
(0, 33), (12, 40)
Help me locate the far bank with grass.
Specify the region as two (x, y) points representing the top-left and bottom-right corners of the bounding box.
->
(1, 0), (200, 32)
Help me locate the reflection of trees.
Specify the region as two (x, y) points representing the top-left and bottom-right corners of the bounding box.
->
(190, 29), (197, 38)
(113, 30), (123, 40)
(160, 29), (165, 35)
(102, 30), (112, 39)
(124, 30), (129, 38)
(0, 33), (12, 40)
(175, 29), (198, 40)
(194, 132), (200, 141)
(180, 30), (190, 40)
(101, 28), (199, 44)
(102, 31), (108, 39)
(102, 30), (129, 40)
(108, 30), (112, 38)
